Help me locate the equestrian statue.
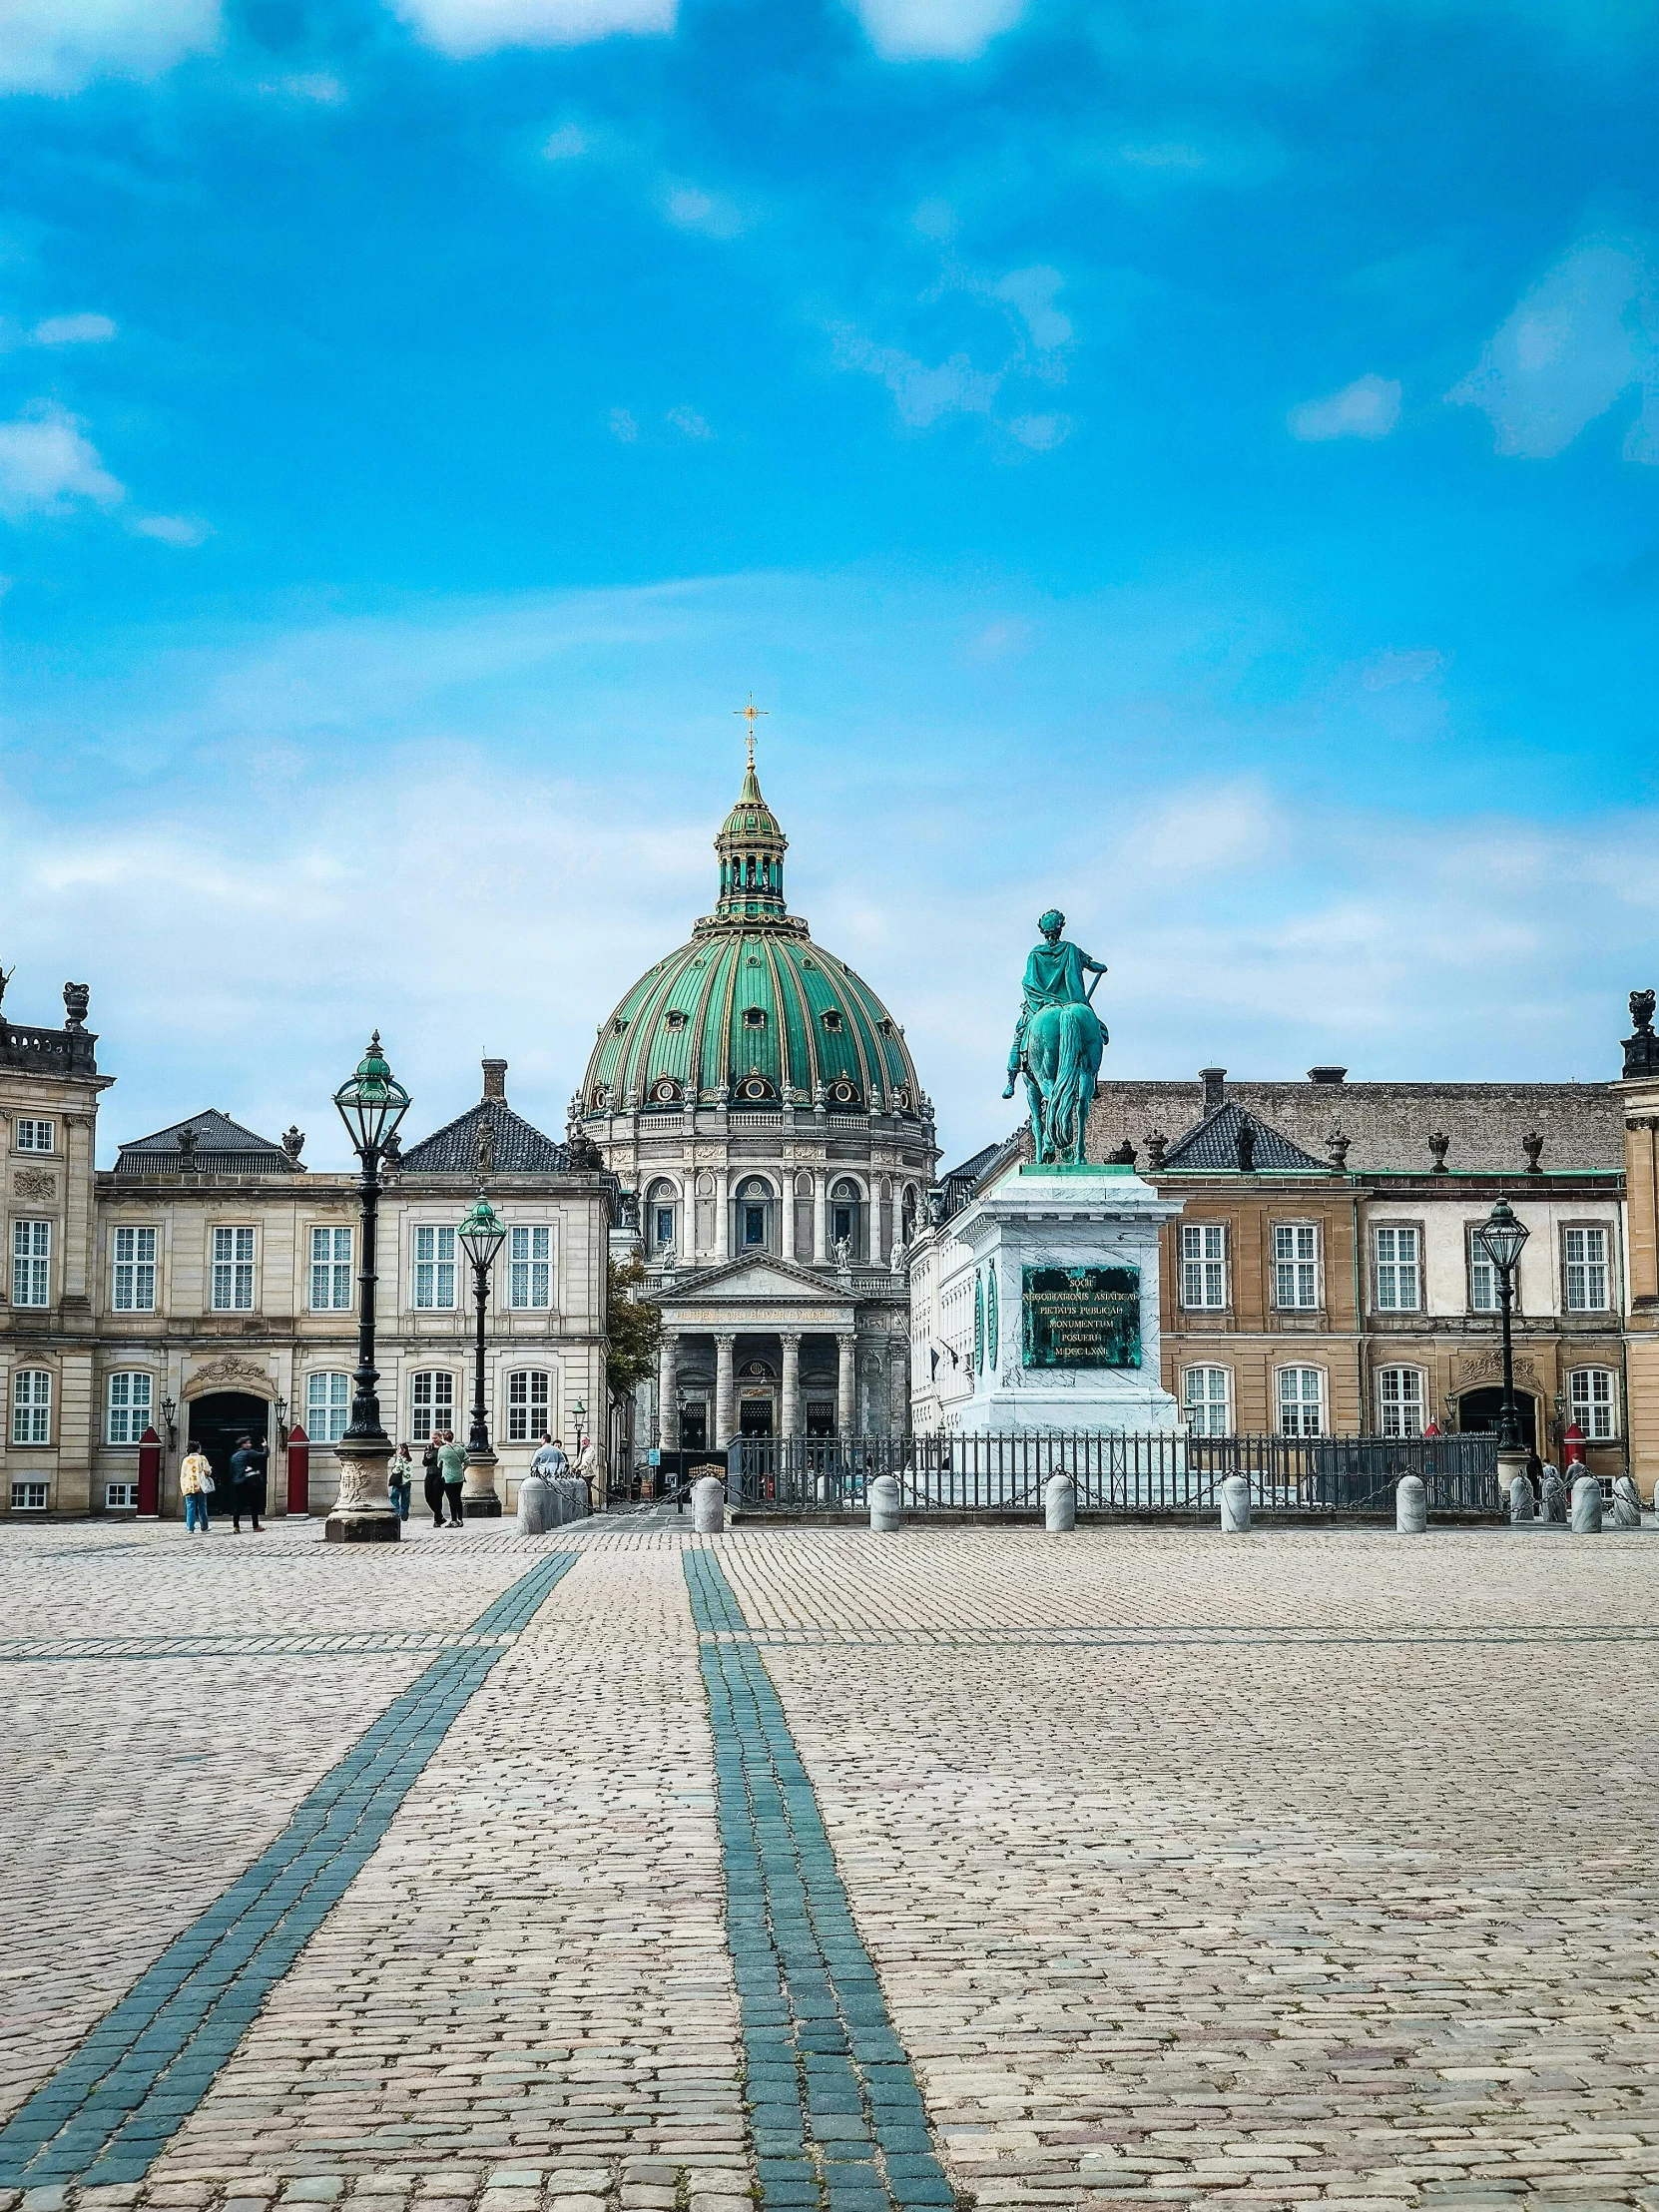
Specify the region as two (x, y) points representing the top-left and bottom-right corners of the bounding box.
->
(1002, 909), (1107, 1166)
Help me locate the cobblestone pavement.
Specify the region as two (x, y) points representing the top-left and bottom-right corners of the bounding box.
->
(1, 1521), (1656, 2212)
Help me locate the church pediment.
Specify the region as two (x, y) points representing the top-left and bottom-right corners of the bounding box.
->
(655, 1254), (836, 1306)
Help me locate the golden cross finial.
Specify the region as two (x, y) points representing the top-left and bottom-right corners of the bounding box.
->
(734, 692), (768, 770)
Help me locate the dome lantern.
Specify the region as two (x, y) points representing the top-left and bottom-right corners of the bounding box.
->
(715, 701), (789, 921)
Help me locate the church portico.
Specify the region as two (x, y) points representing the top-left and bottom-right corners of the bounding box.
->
(651, 1257), (864, 1446)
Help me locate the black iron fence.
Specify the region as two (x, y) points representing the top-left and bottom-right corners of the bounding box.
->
(729, 1430), (1499, 1516)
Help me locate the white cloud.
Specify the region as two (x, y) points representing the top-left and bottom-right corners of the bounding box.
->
(993, 266), (1071, 350)
(0, 0), (218, 93)
(258, 70), (345, 102)
(0, 404), (124, 520)
(132, 512), (211, 546)
(1446, 239), (1659, 462)
(542, 121), (590, 160)
(847, 0), (1025, 60)
(388, 0), (675, 57)
(608, 406), (639, 442)
(666, 405), (712, 440)
(664, 184), (744, 240)
(1361, 648), (1444, 692)
(1007, 412), (1071, 452)
(31, 313), (117, 346)
(1289, 372), (1400, 441)
(831, 325), (1001, 428)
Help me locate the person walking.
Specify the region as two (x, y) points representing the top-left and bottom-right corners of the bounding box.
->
(422, 1435), (445, 1526)
(229, 1434), (268, 1533)
(180, 1444), (215, 1534)
(437, 1428), (467, 1527)
(387, 1441), (413, 1522)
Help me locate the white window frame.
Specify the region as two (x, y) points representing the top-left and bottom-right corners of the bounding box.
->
(411, 1370), (456, 1442)
(12, 1369), (51, 1445)
(308, 1226), (354, 1312)
(509, 1226), (551, 1311)
(506, 1368), (551, 1442)
(12, 1219), (51, 1308)
(1562, 1225), (1610, 1314)
(413, 1226), (457, 1311)
(1567, 1367), (1617, 1441)
(1182, 1365), (1232, 1437)
(16, 1118), (55, 1154)
(1273, 1221), (1322, 1311)
(11, 1480), (49, 1512)
(211, 1225), (257, 1312)
(112, 1224), (158, 1313)
(1181, 1222), (1229, 1310)
(1374, 1224), (1421, 1314)
(105, 1481), (138, 1510)
(1467, 1224), (1499, 1314)
(106, 1371), (155, 1445)
(1277, 1366), (1324, 1437)
(1377, 1365), (1426, 1438)
(306, 1372), (351, 1445)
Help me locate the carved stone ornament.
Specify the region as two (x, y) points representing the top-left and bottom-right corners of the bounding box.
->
(1623, 988), (1659, 1080)
(1522, 1130), (1544, 1173)
(186, 1355), (271, 1396)
(1144, 1129), (1169, 1170)
(1453, 1348), (1542, 1389)
(13, 1169), (57, 1202)
(1327, 1127), (1351, 1169)
(1427, 1131), (1450, 1173)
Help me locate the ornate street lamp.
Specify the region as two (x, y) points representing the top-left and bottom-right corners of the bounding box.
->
(456, 1187), (507, 1517)
(572, 1397), (587, 1450)
(326, 1031), (411, 1543)
(1475, 1194), (1530, 1458)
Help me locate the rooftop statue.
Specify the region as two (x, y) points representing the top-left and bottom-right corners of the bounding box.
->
(1003, 908), (1107, 1166)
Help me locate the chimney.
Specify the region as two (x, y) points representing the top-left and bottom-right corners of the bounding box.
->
(1200, 1067), (1226, 1114)
(482, 1057), (507, 1101)
(1309, 1065), (1348, 1085)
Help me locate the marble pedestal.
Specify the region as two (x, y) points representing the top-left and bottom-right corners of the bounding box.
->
(462, 1446), (503, 1518)
(324, 1438), (401, 1543)
(950, 1164), (1185, 1435)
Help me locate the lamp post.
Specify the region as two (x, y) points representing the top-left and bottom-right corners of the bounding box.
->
(456, 1188), (507, 1517)
(1475, 1193), (1531, 1489)
(572, 1397), (587, 1451)
(326, 1032), (412, 1543)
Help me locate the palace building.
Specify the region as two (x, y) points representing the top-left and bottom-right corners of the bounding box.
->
(584, 743), (939, 1452)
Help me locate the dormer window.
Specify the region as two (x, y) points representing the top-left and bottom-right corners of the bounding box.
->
(821, 1009), (843, 1032)
(743, 1006), (767, 1028)
(613, 1016), (628, 1035)
(665, 1009), (688, 1030)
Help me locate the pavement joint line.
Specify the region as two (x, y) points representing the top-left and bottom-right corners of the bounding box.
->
(0, 1550), (581, 2192)
(0, 1632), (520, 1663)
(693, 1626), (1659, 1647)
(684, 1550), (957, 2212)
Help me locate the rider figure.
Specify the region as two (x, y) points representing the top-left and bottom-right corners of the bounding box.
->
(1003, 909), (1107, 1099)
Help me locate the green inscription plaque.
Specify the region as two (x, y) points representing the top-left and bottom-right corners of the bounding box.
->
(1021, 1264), (1141, 1370)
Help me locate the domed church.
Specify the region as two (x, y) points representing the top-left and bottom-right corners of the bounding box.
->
(580, 735), (939, 1450)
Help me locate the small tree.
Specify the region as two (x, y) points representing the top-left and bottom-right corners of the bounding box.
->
(606, 1258), (662, 1407)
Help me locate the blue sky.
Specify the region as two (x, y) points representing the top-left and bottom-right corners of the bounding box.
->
(2, 0), (1657, 1171)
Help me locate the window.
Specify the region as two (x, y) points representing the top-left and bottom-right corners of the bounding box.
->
(11, 1481), (49, 1512)
(16, 1118), (55, 1154)
(655, 1206), (676, 1248)
(830, 1179), (860, 1254)
(1568, 1367), (1617, 1441)
(1181, 1222), (1228, 1309)
(107, 1372), (154, 1444)
(1563, 1226), (1609, 1313)
(1375, 1226), (1420, 1312)
(1378, 1366), (1426, 1437)
(1274, 1223), (1321, 1310)
(309, 1227), (353, 1311)
(1183, 1366), (1231, 1436)
(11, 1369), (51, 1444)
(12, 1220), (51, 1308)
(509, 1226), (551, 1309)
(1468, 1226), (1499, 1313)
(1277, 1367), (1324, 1437)
(411, 1370), (455, 1441)
(413, 1226), (456, 1310)
(211, 1226), (256, 1311)
(738, 1177), (774, 1252)
(112, 1225), (158, 1313)
(647, 1180), (678, 1255)
(105, 1481), (138, 1510)
(306, 1372), (351, 1445)
(507, 1369), (550, 1442)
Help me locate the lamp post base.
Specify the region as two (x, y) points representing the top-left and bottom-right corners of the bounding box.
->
(463, 1446), (502, 1518)
(324, 1438), (401, 1544)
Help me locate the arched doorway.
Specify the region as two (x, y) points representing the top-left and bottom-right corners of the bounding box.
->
(1455, 1385), (1537, 1452)
(189, 1391), (271, 1489)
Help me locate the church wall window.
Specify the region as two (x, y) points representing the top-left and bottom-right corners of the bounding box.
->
(413, 1226), (457, 1310)
(830, 1178), (864, 1262)
(509, 1226), (551, 1310)
(646, 1179), (679, 1257)
(736, 1176), (775, 1253)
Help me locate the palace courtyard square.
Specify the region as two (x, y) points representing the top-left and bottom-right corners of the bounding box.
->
(2, 1519), (1657, 2212)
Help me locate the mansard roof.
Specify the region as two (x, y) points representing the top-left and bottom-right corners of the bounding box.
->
(116, 1109), (295, 1175)
(1160, 1099), (1329, 1174)
(397, 1095), (569, 1176)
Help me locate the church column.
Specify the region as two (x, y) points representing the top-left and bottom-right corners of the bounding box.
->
(813, 1171), (828, 1265)
(835, 1332), (855, 1435)
(714, 1333), (738, 1448)
(715, 1170), (730, 1261)
(782, 1177), (797, 1262)
(657, 1330), (679, 1450)
(781, 1333), (802, 1438)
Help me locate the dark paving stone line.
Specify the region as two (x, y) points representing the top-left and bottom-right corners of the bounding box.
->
(684, 1551), (956, 2212)
(0, 1549), (580, 2190)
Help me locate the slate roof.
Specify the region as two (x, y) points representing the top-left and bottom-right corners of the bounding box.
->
(115, 1109), (295, 1176)
(397, 1096), (569, 1176)
(1159, 1100), (1329, 1174)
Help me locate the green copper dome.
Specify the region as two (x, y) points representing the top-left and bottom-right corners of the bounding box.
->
(581, 762), (922, 1117)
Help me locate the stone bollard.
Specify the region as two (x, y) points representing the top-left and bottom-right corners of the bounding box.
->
(1611, 1473), (1643, 1530)
(1570, 1472), (1602, 1534)
(868, 1473), (903, 1533)
(692, 1474), (726, 1535)
(1044, 1473), (1077, 1533)
(1395, 1473), (1427, 1534)
(1539, 1467), (1567, 1523)
(1218, 1473), (1252, 1534)
(516, 1471), (551, 1536)
(1508, 1470), (1535, 1523)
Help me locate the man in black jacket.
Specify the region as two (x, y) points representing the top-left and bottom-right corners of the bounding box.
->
(229, 1435), (268, 1532)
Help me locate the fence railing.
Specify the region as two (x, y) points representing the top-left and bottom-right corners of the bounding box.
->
(728, 1431), (1499, 1515)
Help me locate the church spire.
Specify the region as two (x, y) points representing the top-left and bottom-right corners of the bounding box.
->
(715, 698), (788, 919)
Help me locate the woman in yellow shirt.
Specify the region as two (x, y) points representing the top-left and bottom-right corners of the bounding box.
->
(179, 1448), (215, 1534)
